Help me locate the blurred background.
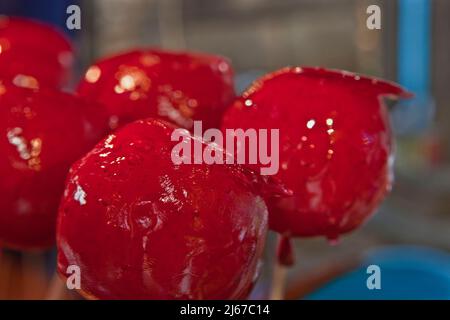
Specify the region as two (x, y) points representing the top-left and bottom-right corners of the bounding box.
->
(0, 0), (449, 299)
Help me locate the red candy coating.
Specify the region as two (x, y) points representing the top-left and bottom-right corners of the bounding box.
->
(222, 67), (411, 240)
(77, 49), (235, 131)
(0, 17), (74, 88)
(57, 119), (268, 299)
(0, 81), (108, 250)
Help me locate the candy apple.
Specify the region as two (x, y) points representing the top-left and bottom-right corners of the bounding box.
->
(222, 67), (411, 240)
(0, 80), (108, 249)
(77, 49), (235, 131)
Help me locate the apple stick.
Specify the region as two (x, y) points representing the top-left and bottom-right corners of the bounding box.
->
(0, 248), (11, 299)
(21, 252), (48, 299)
(46, 273), (70, 300)
(0, 250), (22, 299)
(269, 235), (294, 300)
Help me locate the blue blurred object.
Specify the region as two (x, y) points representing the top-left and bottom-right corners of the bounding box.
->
(0, 0), (78, 37)
(305, 246), (450, 300)
(235, 70), (265, 94)
(392, 0), (434, 134)
(397, 0), (431, 96)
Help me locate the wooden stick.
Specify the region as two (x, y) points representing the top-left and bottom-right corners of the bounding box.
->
(21, 252), (48, 299)
(269, 234), (295, 300)
(270, 261), (288, 300)
(0, 250), (22, 299)
(0, 249), (11, 299)
(46, 273), (69, 300)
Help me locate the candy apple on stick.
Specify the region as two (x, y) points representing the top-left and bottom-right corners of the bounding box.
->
(221, 67), (412, 298)
(0, 79), (108, 298)
(0, 16), (75, 298)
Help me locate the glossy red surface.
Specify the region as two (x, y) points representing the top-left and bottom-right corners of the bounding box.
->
(57, 119), (269, 299)
(0, 17), (74, 88)
(222, 67), (411, 240)
(0, 80), (108, 250)
(77, 49), (235, 131)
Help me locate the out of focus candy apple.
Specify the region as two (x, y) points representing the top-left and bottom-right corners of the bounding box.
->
(0, 80), (107, 249)
(0, 16), (74, 88)
(77, 49), (235, 131)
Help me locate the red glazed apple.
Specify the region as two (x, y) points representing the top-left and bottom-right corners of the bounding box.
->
(57, 118), (271, 299)
(0, 16), (74, 88)
(77, 49), (235, 131)
(0, 80), (108, 250)
(222, 67), (411, 240)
